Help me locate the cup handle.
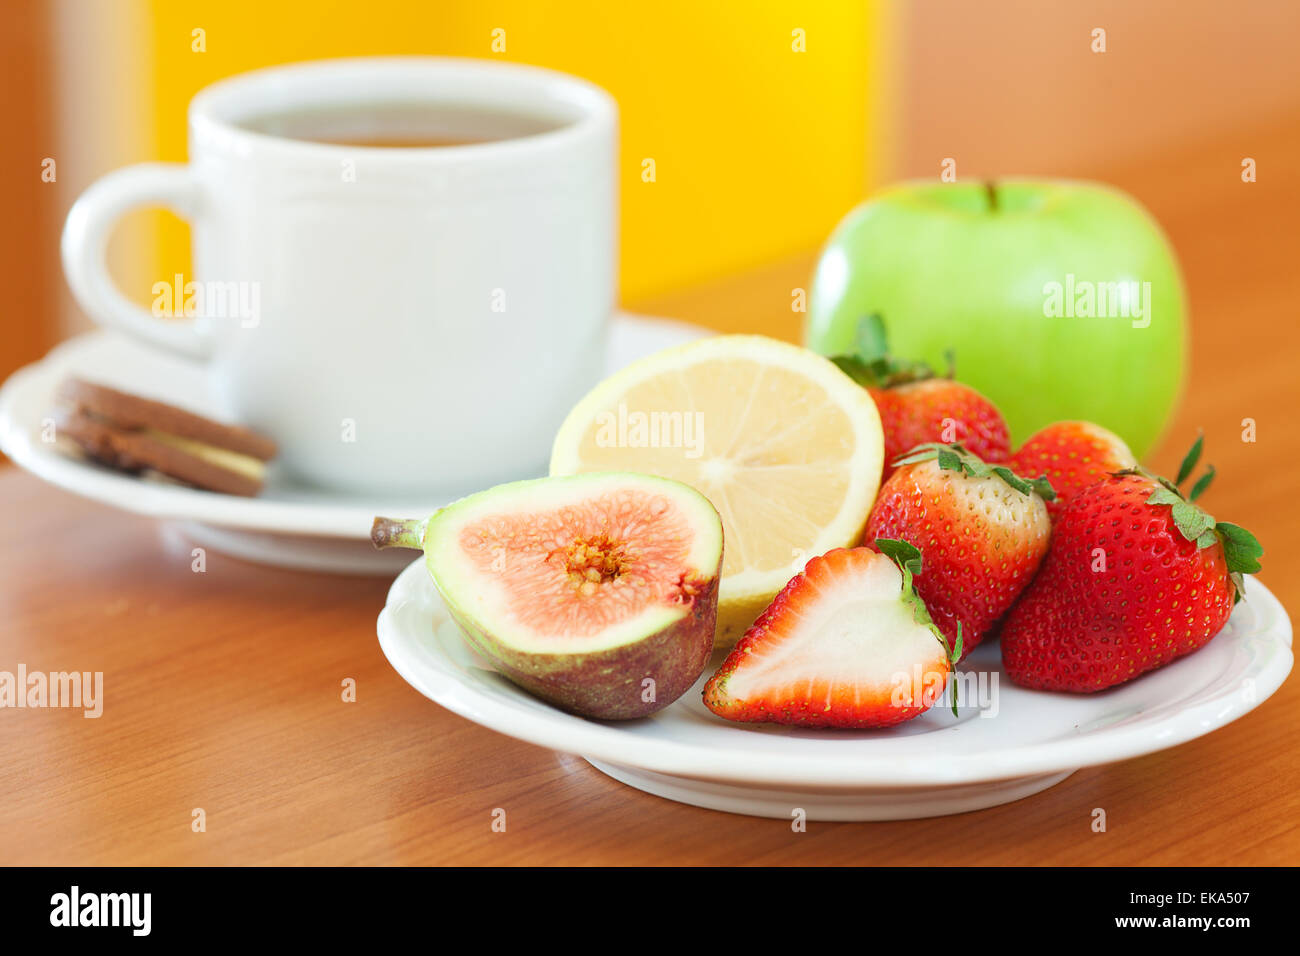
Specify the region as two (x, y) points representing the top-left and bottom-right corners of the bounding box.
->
(61, 162), (212, 360)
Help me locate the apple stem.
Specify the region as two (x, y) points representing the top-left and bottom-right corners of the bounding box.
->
(371, 517), (427, 550)
(984, 179), (998, 212)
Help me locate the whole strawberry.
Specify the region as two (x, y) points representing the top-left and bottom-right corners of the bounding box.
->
(871, 380), (1012, 479)
(832, 315), (1011, 479)
(1009, 420), (1136, 520)
(1001, 435), (1263, 692)
(864, 443), (1054, 657)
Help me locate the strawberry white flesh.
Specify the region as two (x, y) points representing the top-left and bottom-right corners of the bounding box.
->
(703, 548), (950, 728)
(724, 563), (933, 698)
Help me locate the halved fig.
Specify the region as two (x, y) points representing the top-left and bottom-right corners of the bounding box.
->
(373, 472), (724, 720)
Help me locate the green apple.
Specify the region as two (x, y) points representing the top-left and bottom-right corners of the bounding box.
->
(805, 180), (1186, 459)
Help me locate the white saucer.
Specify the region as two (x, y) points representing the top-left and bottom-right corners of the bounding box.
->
(377, 558), (1293, 820)
(0, 312), (710, 573)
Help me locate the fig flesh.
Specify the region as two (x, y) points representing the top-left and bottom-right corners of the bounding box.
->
(374, 472), (724, 719)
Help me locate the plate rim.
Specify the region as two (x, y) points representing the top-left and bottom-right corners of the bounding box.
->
(377, 557), (1293, 787)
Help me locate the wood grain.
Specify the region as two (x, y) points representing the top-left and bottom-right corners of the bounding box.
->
(1, 117), (1297, 866)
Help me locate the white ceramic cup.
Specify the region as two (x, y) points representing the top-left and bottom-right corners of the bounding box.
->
(62, 57), (617, 496)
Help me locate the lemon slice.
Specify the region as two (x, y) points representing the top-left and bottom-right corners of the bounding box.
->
(550, 334), (884, 647)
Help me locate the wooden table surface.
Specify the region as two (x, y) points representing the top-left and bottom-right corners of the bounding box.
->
(3, 118), (1297, 865)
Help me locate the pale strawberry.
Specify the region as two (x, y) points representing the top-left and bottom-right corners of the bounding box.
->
(864, 443), (1054, 656)
(1009, 420), (1136, 520)
(702, 544), (960, 729)
(1001, 435), (1263, 693)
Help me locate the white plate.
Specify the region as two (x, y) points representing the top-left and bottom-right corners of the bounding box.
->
(378, 558), (1293, 820)
(0, 312), (710, 573)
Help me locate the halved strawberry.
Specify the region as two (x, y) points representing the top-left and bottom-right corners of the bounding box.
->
(832, 315), (1011, 478)
(1009, 420), (1136, 520)
(864, 442), (1054, 656)
(702, 544), (960, 729)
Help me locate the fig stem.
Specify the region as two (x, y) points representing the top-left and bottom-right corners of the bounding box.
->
(371, 517), (427, 551)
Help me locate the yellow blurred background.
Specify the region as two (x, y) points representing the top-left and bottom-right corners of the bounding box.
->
(3, 0), (1298, 382)
(128, 0), (888, 305)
